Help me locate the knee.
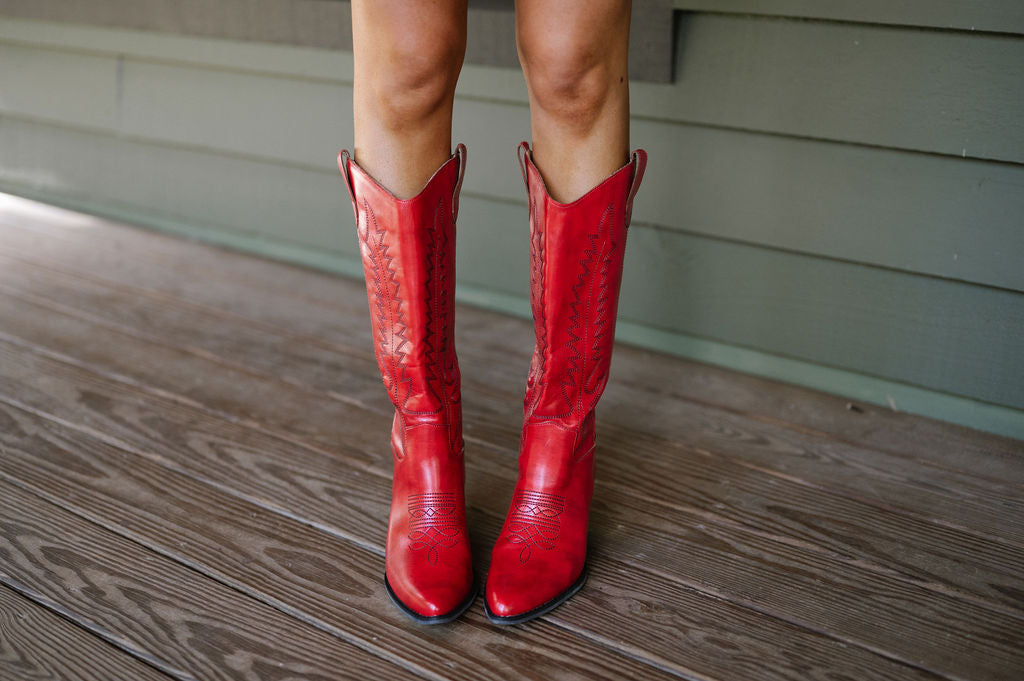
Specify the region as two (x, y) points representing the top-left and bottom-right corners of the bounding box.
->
(519, 31), (620, 131)
(364, 34), (464, 130)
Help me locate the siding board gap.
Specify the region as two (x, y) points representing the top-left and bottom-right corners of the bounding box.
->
(672, 2), (1024, 36)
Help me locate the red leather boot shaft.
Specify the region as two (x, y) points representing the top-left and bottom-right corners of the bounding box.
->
(338, 145), (474, 621)
(340, 147), (465, 445)
(486, 142), (646, 622)
(521, 143), (644, 431)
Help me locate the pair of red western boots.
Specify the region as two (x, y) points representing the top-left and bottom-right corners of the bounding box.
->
(337, 141), (646, 625)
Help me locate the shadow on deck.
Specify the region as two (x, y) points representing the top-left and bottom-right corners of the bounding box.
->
(1, 193), (1022, 681)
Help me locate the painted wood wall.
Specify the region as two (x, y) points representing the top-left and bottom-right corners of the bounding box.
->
(1, 4), (1022, 438)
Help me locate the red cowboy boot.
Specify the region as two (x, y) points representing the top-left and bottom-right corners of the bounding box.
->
(485, 141), (647, 624)
(337, 144), (476, 623)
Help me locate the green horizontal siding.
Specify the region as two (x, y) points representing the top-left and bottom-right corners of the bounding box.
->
(675, 0), (1024, 35)
(657, 13), (1024, 163)
(0, 15), (1022, 438)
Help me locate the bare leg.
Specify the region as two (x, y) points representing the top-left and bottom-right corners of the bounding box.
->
(352, 0), (468, 198)
(514, 0), (632, 202)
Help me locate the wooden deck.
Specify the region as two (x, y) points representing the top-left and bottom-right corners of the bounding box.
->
(0, 192), (1022, 681)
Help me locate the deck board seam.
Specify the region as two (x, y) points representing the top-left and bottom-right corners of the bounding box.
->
(0, 389), (388, 559)
(0, 581), (181, 681)
(4, 325), (1019, 675)
(4, 225), (1022, 456)
(611, 560), (967, 681)
(545, 617), (715, 681)
(1, 259), (1018, 510)
(0, 499), (201, 681)
(0, 468), (450, 681)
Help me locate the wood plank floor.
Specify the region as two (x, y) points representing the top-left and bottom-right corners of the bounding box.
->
(1, 192), (1022, 681)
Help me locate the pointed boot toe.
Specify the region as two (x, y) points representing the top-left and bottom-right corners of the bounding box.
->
(385, 567), (477, 624)
(485, 553), (587, 624)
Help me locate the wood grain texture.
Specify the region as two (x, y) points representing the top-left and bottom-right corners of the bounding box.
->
(0, 481), (419, 681)
(3, 241), (1007, 517)
(0, 583), (172, 681)
(0, 397), (947, 681)
(1, 333), (1022, 681)
(1, 202), (1023, 680)
(4, 166), (1024, 429)
(2, 274), (1024, 598)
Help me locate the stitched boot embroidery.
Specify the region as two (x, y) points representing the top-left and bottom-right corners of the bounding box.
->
(562, 202), (617, 417)
(359, 199), (413, 410)
(506, 490), (565, 563)
(407, 492), (460, 565)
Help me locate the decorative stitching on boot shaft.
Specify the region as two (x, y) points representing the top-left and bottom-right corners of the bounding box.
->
(420, 198), (442, 405)
(407, 492), (460, 565)
(359, 193), (459, 423)
(525, 192), (547, 417)
(563, 202), (618, 417)
(506, 490), (565, 563)
(529, 200), (619, 422)
(359, 199), (413, 411)
(421, 196), (460, 427)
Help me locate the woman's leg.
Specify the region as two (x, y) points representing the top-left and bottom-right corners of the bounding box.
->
(340, 1), (475, 624)
(485, 0), (646, 625)
(352, 0), (467, 198)
(514, 0), (632, 202)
